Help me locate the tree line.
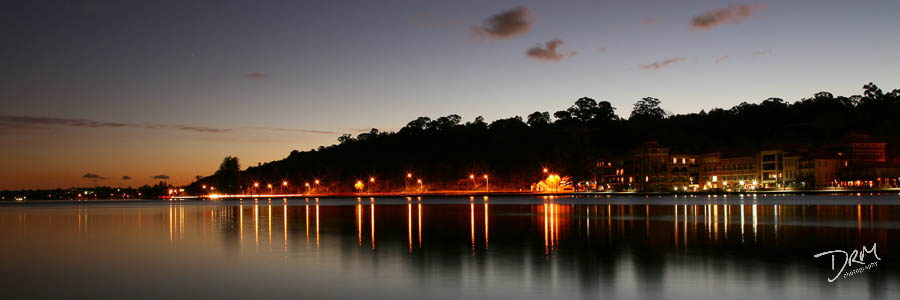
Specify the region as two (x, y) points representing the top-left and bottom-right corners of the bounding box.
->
(191, 82), (900, 194)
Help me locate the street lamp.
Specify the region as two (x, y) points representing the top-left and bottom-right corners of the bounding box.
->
(469, 174), (475, 190)
(483, 175), (489, 192)
(369, 177), (375, 193)
(355, 180), (364, 194)
(305, 182), (310, 194)
(267, 183), (273, 195)
(282, 181), (288, 194)
(253, 182), (259, 196)
(417, 179), (423, 192)
(406, 173), (412, 192)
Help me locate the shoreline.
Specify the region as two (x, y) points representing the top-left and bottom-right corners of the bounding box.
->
(2, 188), (899, 204)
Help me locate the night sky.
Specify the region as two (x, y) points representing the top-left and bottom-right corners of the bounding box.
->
(2, 0), (899, 189)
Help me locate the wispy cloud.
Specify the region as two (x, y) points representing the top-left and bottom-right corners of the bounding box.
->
(471, 6), (536, 39)
(0, 115), (231, 133)
(640, 57), (687, 70)
(715, 56), (729, 64)
(245, 126), (339, 135)
(752, 49), (772, 56)
(0, 115), (343, 135)
(83, 173), (106, 180)
(691, 4), (765, 30)
(243, 72), (266, 79)
(152, 175), (170, 180)
(525, 39), (576, 61)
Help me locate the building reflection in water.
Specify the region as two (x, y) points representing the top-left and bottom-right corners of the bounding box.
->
(357, 203), (362, 246)
(370, 200), (375, 250)
(417, 203), (422, 248)
(5, 197), (896, 299)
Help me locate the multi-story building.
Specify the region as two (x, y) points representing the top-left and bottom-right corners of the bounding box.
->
(594, 136), (894, 191)
(813, 157), (841, 187)
(669, 154), (698, 190)
(631, 142), (671, 190)
(841, 134), (887, 164)
(596, 158), (633, 190)
(784, 155), (800, 185)
(759, 150), (784, 187)
(699, 152), (759, 189)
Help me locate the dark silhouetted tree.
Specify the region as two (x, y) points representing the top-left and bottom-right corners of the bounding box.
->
(630, 97), (666, 120)
(215, 156), (241, 194)
(527, 111), (551, 127)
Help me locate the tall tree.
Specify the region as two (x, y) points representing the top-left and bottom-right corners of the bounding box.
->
(630, 97), (666, 120)
(527, 111), (551, 127)
(215, 156), (241, 194)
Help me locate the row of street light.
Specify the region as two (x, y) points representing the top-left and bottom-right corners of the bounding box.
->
(203, 168), (558, 196)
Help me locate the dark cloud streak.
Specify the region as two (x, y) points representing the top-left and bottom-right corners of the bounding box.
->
(0, 115), (231, 133)
(525, 39), (576, 61)
(0, 115), (341, 135)
(245, 126), (339, 135)
(641, 57), (687, 70)
(82, 173), (106, 180)
(691, 4), (764, 30)
(471, 6), (536, 39)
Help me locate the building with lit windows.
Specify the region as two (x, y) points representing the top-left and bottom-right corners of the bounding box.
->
(699, 152), (759, 190)
(631, 142), (672, 190)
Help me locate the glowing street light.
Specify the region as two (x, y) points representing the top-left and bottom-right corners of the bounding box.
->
(469, 174), (476, 190)
(406, 173), (413, 192)
(305, 182), (310, 194)
(483, 174), (489, 192)
(543, 168), (548, 173)
(355, 180), (364, 193)
(417, 179), (423, 192)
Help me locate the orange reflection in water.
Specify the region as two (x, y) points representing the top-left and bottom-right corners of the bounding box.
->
(407, 204), (412, 252)
(417, 203), (422, 248)
(470, 202), (475, 255)
(305, 204), (309, 248)
(370, 202), (375, 250)
(283, 204), (288, 253)
(484, 202), (489, 250)
(357, 204), (362, 246)
(315, 203), (320, 248)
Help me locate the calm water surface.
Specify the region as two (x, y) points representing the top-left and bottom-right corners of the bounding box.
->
(1, 195), (899, 299)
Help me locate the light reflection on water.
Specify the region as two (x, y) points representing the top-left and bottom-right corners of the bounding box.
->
(0, 195), (898, 299)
